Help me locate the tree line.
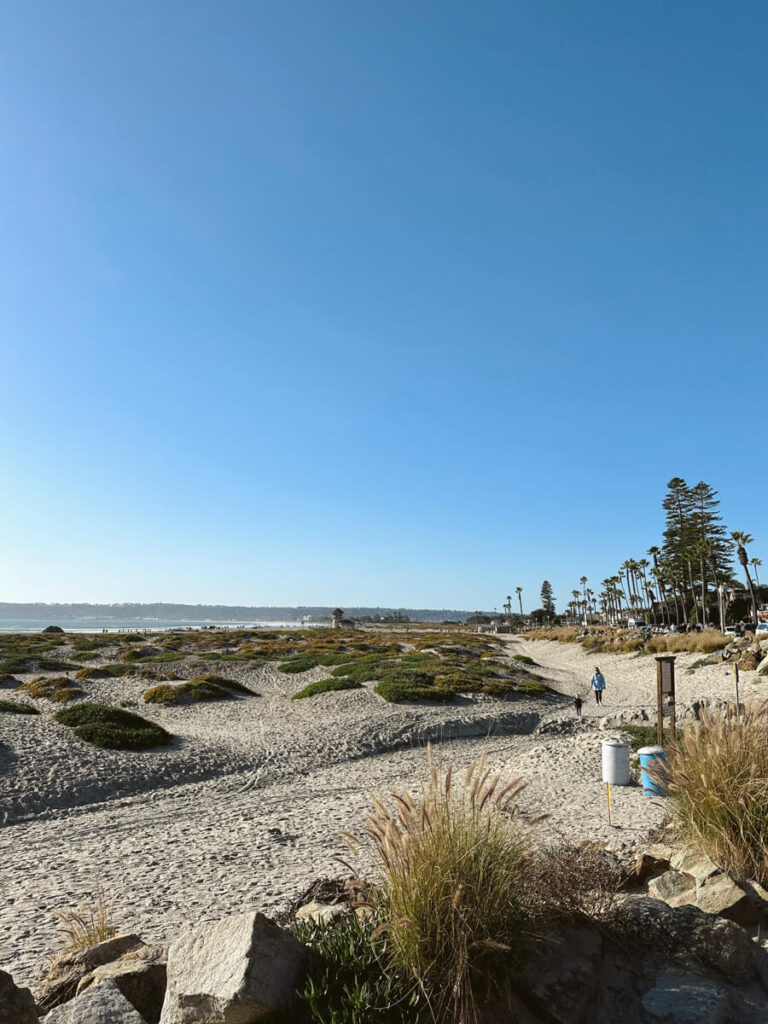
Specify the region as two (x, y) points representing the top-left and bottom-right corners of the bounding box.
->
(562, 478), (761, 629)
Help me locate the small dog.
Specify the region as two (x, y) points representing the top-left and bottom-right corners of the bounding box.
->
(574, 695), (583, 717)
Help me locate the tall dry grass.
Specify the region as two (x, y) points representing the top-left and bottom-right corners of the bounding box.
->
(53, 886), (116, 953)
(344, 747), (535, 1024)
(528, 626), (729, 655)
(668, 705), (768, 884)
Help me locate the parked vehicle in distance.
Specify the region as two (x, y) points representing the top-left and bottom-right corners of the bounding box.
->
(757, 623), (768, 634)
(723, 626), (736, 635)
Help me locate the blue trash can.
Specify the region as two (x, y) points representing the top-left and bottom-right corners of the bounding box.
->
(639, 745), (669, 796)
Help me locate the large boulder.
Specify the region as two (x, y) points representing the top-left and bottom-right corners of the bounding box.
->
(648, 870), (696, 908)
(695, 873), (761, 927)
(757, 654), (768, 676)
(670, 848), (721, 883)
(621, 897), (765, 986)
(38, 934), (144, 1012)
(159, 912), (306, 1023)
(641, 970), (732, 1023)
(522, 924), (603, 1023)
(77, 944), (167, 1024)
(44, 978), (147, 1023)
(0, 970), (38, 1023)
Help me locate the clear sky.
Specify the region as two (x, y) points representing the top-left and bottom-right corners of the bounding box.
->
(1, 1), (766, 610)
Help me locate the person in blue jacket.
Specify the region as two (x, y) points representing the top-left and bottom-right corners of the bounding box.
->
(590, 666), (606, 705)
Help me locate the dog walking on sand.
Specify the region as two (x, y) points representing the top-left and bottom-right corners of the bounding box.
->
(590, 666), (606, 705)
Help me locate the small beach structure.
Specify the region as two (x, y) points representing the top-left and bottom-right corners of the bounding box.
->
(331, 608), (344, 629)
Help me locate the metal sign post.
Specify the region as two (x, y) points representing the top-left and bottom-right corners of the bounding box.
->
(656, 656), (676, 746)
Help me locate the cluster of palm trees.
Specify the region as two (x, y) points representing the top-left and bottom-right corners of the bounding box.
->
(565, 533), (763, 630)
(503, 588), (525, 622)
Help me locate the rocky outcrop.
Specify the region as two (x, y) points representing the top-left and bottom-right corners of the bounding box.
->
(45, 978), (148, 1023)
(77, 943), (167, 1024)
(0, 970), (38, 1023)
(621, 897), (767, 987)
(38, 934), (144, 1013)
(511, 897), (768, 1023)
(646, 846), (768, 927)
(159, 912), (306, 1023)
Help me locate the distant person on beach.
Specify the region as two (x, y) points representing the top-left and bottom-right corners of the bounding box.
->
(574, 694), (583, 717)
(590, 667), (606, 705)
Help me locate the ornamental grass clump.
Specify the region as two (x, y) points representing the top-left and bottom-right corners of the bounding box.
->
(346, 747), (531, 1024)
(53, 886), (116, 953)
(667, 704), (768, 885)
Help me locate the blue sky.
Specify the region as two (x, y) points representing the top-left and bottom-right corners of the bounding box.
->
(1, 1), (766, 609)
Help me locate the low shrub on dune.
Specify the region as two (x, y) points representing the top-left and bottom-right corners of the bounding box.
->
(74, 666), (111, 681)
(55, 703), (172, 750)
(20, 677), (83, 702)
(143, 675), (258, 705)
(292, 677), (362, 700)
(0, 699), (40, 715)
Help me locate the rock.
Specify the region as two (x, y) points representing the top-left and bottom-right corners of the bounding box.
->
(522, 924), (602, 1023)
(43, 625), (64, 633)
(0, 970), (38, 1023)
(77, 944), (167, 1024)
(695, 873), (761, 927)
(39, 934), (145, 1012)
(648, 870), (696, 908)
(641, 970), (731, 1023)
(670, 848), (721, 884)
(295, 901), (349, 925)
(159, 912), (306, 1023)
(757, 654), (768, 676)
(44, 979), (148, 1023)
(621, 898), (763, 986)
(633, 853), (671, 887)
(739, 652), (759, 671)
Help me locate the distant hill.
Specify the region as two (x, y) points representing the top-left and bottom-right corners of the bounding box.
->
(0, 602), (481, 623)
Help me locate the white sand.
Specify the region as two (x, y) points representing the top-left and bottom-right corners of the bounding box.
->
(0, 635), (758, 989)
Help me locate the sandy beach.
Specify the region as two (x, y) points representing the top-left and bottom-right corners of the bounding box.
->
(1, 632), (758, 990)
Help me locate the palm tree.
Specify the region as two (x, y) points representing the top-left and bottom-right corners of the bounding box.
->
(731, 532), (758, 628)
(579, 576), (588, 625)
(515, 587), (524, 625)
(751, 558), (762, 588)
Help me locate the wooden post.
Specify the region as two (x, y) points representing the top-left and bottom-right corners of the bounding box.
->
(656, 656), (676, 746)
(734, 662), (740, 719)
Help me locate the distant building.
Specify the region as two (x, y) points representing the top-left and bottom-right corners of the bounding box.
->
(331, 608), (344, 629)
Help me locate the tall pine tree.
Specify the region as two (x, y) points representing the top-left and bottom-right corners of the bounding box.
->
(540, 581), (555, 619)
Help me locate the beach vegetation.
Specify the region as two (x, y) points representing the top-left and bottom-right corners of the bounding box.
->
(54, 703), (172, 750)
(143, 675), (257, 704)
(292, 677), (363, 700)
(74, 666), (111, 681)
(53, 887), (117, 953)
(0, 656), (76, 674)
(345, 749), (530, 1023)
(101, 663), (139, 677)
(0, 699), (40, 714)
(618, 723), (668, 752)
(666, 705), (768, 885)
(20, 677), (83, 702)
(273, 915), (423, 1024)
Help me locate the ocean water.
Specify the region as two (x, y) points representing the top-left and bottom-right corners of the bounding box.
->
(0, 618), (314, 634)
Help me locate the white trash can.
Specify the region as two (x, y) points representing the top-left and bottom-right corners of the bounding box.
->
(601, 737), (630, 786)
